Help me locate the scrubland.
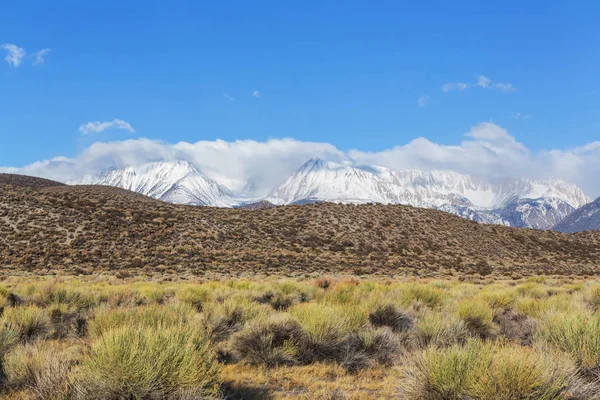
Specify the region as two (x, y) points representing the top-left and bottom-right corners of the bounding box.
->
(0, 276), (599, 399)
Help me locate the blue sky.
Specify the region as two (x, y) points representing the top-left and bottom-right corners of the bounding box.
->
(1, 1), (600, 196)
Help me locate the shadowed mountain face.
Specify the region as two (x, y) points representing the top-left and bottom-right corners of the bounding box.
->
(554, 197), (600, 233)
(1, 173), (599, 277)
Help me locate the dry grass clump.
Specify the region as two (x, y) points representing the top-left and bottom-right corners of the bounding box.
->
(1, 306), (52, 343)
(457, 299), (495, 338)
(73, 325), (221, 400)
(4, 341), (77, 399)
(415, 313), (468, 347)
(401, 339), (582, 400)
(230, 314), (304, 366)
(537, 311), (600, 372)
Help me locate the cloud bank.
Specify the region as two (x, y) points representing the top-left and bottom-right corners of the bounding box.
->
(2, 122), (600, 198)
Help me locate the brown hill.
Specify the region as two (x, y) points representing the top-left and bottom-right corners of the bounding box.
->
(1, 174), (599, 277)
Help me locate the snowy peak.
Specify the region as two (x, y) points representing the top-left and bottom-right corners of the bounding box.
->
(70, 157), (592, 230)
(75, 161), (236, 207)
(266, 158), (592, 229)
(265, 159), (410, 205)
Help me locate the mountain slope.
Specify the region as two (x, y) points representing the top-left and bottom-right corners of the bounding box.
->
(74, 161), (236, 207)
(1, 176), (600, 277)
(265, 159), (590, 229)
(553, 197), (600, 233)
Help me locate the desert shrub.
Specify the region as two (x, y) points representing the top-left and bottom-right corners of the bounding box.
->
(493, 310), (535, 345)
(0, 325), (19, 384)
(1, 306), (52, 342)
(537, 311), (600, 371)
(230, 314), (304, 366)
(401, 339), (579, 400)
(73, 325), (221, 399)
(479, 289), (518, 310)
(290, 303), (367, 363)
(32, 283), (95, 311)
(415, 313), (468, 347)
(47, 304), (87, 339)
(178, 286), (213, 311)
(368, 303), (413, 333)
(516, 283), (549, 299)
(341, 327), (403, 371)
(585, 284), (600, 310)
(457, 299), (494, 338)
(468, 344), (576, 400)
(203, 297), (268, 342)
(4, 341), (75, 399)
(89, 302), (196, 339)
(400, 284), (445, 308)
(401, 339), (485, 399)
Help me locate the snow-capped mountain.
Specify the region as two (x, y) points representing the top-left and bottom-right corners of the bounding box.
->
(71, 158), (592, 229)
(553, 197), (600, 233)
(74, 161), (237, 207)
(265, 158), (591, 229)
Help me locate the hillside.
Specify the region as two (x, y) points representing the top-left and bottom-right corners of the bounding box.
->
(1, 173), (599, 277)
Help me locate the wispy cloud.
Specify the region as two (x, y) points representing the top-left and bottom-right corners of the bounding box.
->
(442, 75), (515, 94)
(418, 95), (429, 107)
(32, 48), (51, 66)
(494, 82), (515, 93)
(78, 119), (135, 135)
(442, 82), (470, 93)
(511, 112), (531, 119)
(1, 44), (26, 67)
(223, 92), (236, 101)
(252, 90), (261, 98)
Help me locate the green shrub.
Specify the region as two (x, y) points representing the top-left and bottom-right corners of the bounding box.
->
(401, 339), (578, 400)
(89, 302), (195, 339)
(1, 306), (51, 342)
(73, 325), (221, 399)
(457, 299), (494, 338)
(290, 303), (367, 363)
(415, 313), (468, 348)
(536, 311), (600, 370)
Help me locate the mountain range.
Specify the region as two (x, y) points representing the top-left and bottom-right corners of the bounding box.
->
(71, 158), (593, 231)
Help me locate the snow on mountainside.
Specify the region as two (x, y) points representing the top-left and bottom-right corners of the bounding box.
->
(265, 158), (591, 229)
(71, 158), (591, 230)
(73, 161), (237, 207)
(553, 197), (600, 233)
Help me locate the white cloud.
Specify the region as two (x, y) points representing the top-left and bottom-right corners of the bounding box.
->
(442, 82), (470, 92)
(32, 48), (51, 66)
(494, 83), (515, 93)
(4, 123), (600, 199)
(78, 119), (135, 135)
(477, 75), (492, 88)
(223, 92), (236, 101)
(1, 44), (26, 67)
(511, 112), (531, 119)
(443, 76), (515, 93)
(252, 90), (261, 98)
(417, 95), (429, 107)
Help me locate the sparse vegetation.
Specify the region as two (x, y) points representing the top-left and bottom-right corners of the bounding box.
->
(0, 277), (595, 398)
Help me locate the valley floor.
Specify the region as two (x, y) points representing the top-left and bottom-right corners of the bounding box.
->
(0, 275), (599, 399)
